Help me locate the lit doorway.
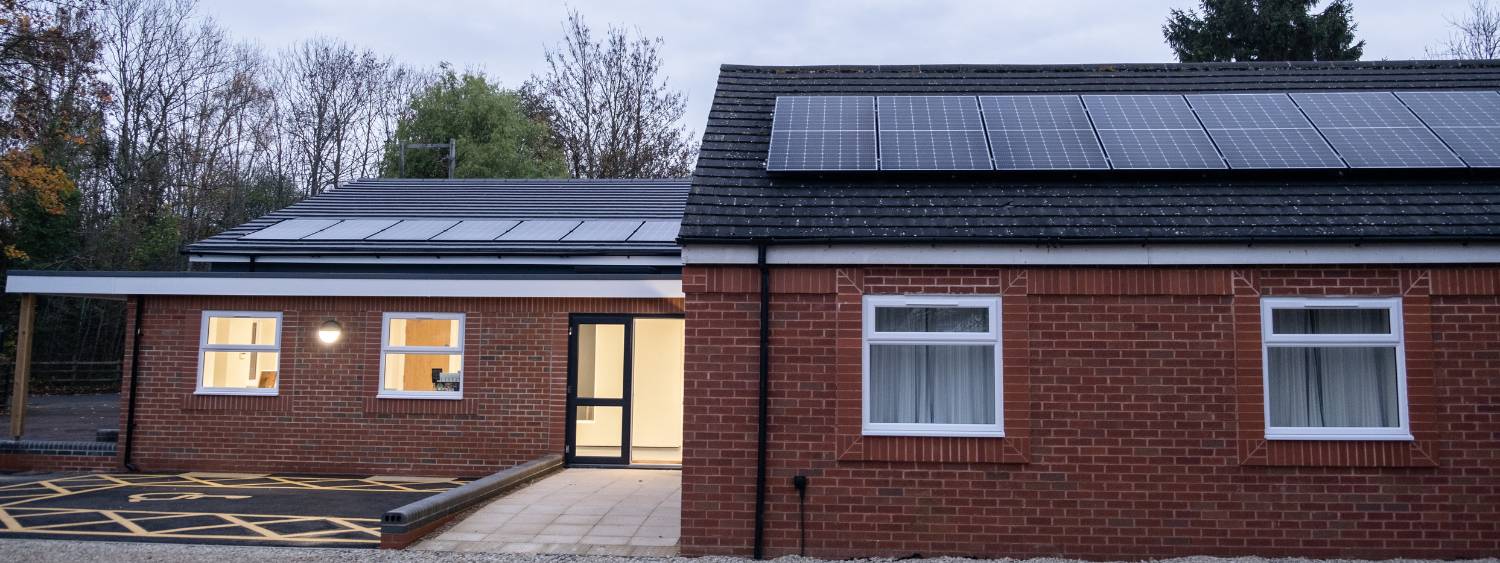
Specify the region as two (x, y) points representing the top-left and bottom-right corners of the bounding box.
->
(566, 314), (684, 466)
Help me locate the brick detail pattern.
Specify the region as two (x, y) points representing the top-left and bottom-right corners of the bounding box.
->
(680, 264), (1500, 560)
(117, 295), (681, 477)
(1029, 268), (1232, 295)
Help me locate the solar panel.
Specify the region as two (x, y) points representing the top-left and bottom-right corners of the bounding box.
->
(878, 130), (992, 170)
(241, 219), (339, 240)
(877, 96), (992, 170)
(562, 220), (644, 242)
(1084, 94), (1206, 129)
(1291, 92), (1464, 168)
(767, 131), (878, 171)
(628, 220), (681, 242)
(1082, 95), (1226, 169)
(1396, 91), (1500, 167)
(1186, 93), (1345, 169)
(1093, 129), (1227, 169)
(498, 220), (581, 241)
(980, 95), (1108, 170)
(767, 96), (878, 171)
(301, 219), (399, 240)
(430, 220), (518, 241)
(366, 219), (459, 241)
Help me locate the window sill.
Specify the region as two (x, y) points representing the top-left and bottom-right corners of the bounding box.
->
(863, 426), (1004, 438)
(1265, 430), (1414, 441)
(376, 393), (463, 401)
(194, 389), (278, 397)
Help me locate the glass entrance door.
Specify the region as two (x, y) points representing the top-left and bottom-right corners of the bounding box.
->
(567, 318), (631, 464)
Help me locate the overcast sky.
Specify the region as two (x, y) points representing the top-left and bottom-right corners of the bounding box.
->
(198, 0), (1477, 134)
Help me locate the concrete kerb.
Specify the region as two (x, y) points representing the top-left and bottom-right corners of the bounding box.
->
(380, 454), (564, 549)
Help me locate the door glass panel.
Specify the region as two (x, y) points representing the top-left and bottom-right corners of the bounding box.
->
(574, 405), (624, 458)
(631, 318), (685, 465)
(577, 324), (626, 400)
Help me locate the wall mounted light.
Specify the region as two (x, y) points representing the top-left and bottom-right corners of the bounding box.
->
(318, 319), (343, 344)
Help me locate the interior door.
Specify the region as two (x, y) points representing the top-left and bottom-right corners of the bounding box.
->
(567, 317), (631, 465)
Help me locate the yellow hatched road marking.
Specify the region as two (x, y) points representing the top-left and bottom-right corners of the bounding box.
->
(100, 510), (151, 535)
(0, 528), (379, 543)
(0, 508), (23, 530)
(216, 514), (282, 539)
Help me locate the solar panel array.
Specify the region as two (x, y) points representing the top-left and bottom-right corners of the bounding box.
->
(766, 91), (1500, 171)
(244, 218), (682, 242)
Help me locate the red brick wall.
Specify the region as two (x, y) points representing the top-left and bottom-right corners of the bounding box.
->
(120, 295), (681, 477)
(680, 265), (1500, 560)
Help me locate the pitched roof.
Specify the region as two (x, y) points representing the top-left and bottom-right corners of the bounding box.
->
(681, 60), (1500, 244)
(188, 178), (690, 257)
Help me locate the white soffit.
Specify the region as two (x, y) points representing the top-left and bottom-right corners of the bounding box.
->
(682, 243), (1500, 265)
(5, 275), (683, 299)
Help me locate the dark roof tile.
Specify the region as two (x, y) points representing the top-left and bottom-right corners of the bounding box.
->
(683, 61), (1500, 243)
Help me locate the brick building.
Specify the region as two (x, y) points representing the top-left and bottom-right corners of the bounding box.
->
(5, 179), (690, 474)
(5, 60), (1500, 559)
(674, 61), (1500, 560)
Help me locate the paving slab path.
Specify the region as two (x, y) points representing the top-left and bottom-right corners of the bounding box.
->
(414, 468), (680, 556)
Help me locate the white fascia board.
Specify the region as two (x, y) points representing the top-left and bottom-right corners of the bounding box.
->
(5, 275), (683, 299)
(188, 254), (682, 266)
(682, 243), (1500, 266)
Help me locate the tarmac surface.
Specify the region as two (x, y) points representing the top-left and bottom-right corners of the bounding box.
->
(0, 472), (464, 547)
(0, 539), (1494, 563)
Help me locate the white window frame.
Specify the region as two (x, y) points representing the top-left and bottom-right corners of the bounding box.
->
(378, 312), (465, 400)
(196, 311), (283, 396)
(1260, 297), (1412, 441)
(862, 295), (1004, 437)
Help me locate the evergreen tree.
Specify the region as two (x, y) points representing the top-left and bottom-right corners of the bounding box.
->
(1163, 0), (1365, 62)
(382, 67), (566, 179)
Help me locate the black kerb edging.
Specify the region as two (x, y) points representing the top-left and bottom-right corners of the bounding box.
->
(0, 439), (117, 457)
(380, 454), (563, 543)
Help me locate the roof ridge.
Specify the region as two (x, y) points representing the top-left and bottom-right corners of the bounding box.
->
(718, 60), (1500, 74)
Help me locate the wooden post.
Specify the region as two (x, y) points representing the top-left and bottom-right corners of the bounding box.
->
(10, 293), (35, 440)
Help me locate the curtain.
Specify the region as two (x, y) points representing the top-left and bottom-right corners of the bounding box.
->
(1267, 308), (1399, 428)
(870, 344), (995, 424)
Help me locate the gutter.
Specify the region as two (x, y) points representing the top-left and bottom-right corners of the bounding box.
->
(752, 243), (771, 559)
(122, 295), (144, 471)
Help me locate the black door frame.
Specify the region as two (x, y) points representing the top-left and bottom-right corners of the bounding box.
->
(565, 313), (684, 466)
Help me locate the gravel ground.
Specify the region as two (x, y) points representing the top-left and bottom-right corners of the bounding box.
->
(0, 539), (1494, 563)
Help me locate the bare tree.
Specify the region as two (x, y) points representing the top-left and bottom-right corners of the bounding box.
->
(526, 10), (696, 179)
(274, 37), (424, 195)
(1429, 0), (1500, 59)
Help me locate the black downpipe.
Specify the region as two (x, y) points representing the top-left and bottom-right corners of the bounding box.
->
(752, 244), (771, 559)
(122, 295), (145, 471)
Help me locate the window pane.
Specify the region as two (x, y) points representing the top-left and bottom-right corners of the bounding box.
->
(575, 405), (624, 458)
(869, 344), (995, 424)
(388, 318), (459, 348)
(1272, 308), (1391, 335)
(576, 324), (625, 400)
(1267, 346), (1399, 428)
(874, 307), (989, 332)
(383, 353), (462, 392)
(206, 316), (277, 346)
(202, 351), (278, 389)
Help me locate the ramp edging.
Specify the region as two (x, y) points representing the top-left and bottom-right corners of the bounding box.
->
(379, 454), (563, 549)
